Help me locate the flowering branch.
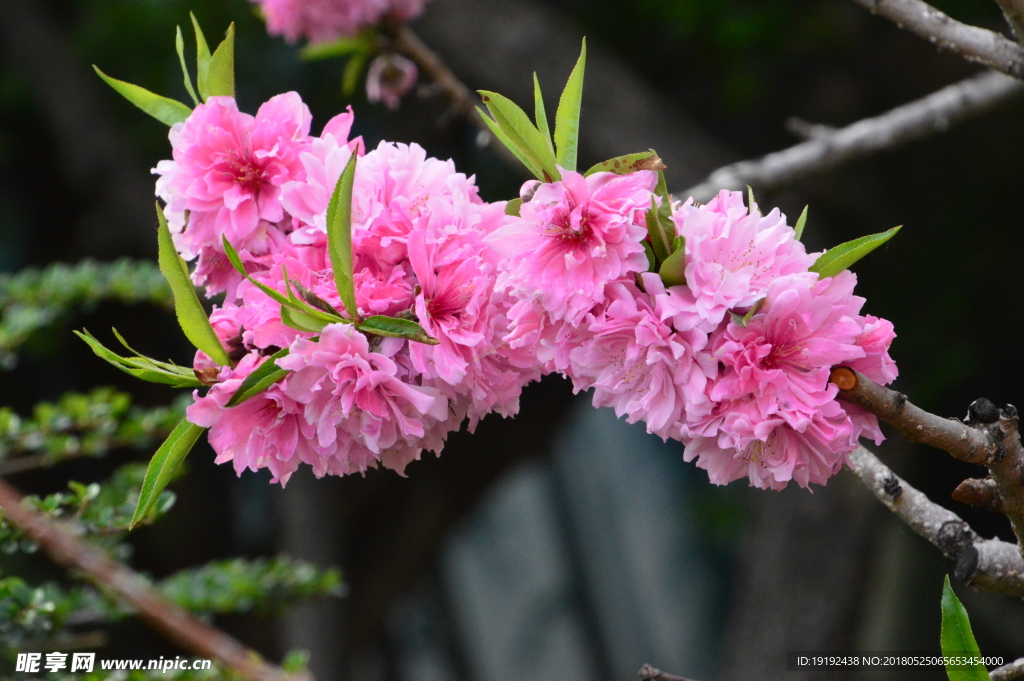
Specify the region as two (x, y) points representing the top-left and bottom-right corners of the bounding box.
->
(681, 70), (1023, 202)
(995, 0), (1024, 42)
(992, 657), (1024, 681)
(849, 0), (1024, 77)
(832, 367), (1024, 559)
(0, 476), (310, 681)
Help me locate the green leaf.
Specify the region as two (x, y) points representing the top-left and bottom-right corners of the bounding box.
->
(359, 316), (439, 345)
(280, 306), (330, 334)
(809, 226), (902, 279)
(130, 419), (205, 529)
(533, 73), (554, 156)
(92, 66), (191, 126)
(205, 23), (235, 99)
(175, 27), (201, 106)
(226, 348), (291, 407)
(940, 575), (989, 681)
(584, 150), (665, 177)
(659, 236), (687, 287)
(643, 241), (656, 271)
(326, 153), (360, 321)
(301, 35), (373, 61)
(794, 205), (809, 241)
(478, 91), (559, 181)
(505, 198), (523, 217)
(475, 108), (544, 180)
(74, 329), (204, 388)
(646, 196), (674, 264)
(157, 204), (231, 366)
(191, 13), (213, 101)
(746, 185), (758, 216)
(342, 52), (369, 97)
(554, 39), (586, 172)
(730, 298), (765, 327)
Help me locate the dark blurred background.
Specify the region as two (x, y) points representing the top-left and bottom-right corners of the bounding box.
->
(1, 0), (1023, 679)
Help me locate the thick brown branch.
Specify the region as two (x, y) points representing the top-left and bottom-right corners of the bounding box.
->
(681, 70), (1023, 202)
(996, 0), (1024, 42)
(833, 368), (1024, 555)
(638, 663), (698, 681)
(850, 0), (1024, 77)
(992, 657), (1024, 681)
(846, 446), (1024, 597)
(0, 477), (308, 681)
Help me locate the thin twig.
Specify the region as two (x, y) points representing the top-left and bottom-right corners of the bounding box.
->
(833, 367), (1024, 556)
(846, 446), (1024, 597)
(992, 657), (1024, 681)
(681, 70), (1024, 202)
(995, 0), (1024, 42)
(638, 663), (698, 681)
(849, 0), (1024, 77)
(0, 476), (310, 681)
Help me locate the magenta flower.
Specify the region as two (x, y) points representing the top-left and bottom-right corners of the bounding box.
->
(366, 53), (418, 110)
(254, 0), (431, 43)
(488, 169), (656, 326)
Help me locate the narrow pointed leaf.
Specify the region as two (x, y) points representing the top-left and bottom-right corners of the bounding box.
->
(553, 39), (586, 172)
(191, 13), (213, 101)
(730, 298), (766, 328)
(585, 150), (665, 177)
(658, 235), (687, 286)
(111, 328), (205, 376)
(93, 67), (191, 126)
(205, 23), (235, 99)
(74, 330), (203, 388)
(359, 316), (439, 345)
(809, 226), (902, 279)
(476, 108), (544, 180)
(646, 197), (673, 264)
(342, 52), (369, 97)
(940, 576), (989, 681)
(280, 306), (330, 334)
(222, 236), (292, 307)
(226, 348), (291, 407)
(643, 241), (656, 271)
(157, 205), (231, 366)
(478, 92), (558, 180)
(301, 35), (372, 61)
(175, 26), (200, 106)
(746, 185), (757, 215)
(533, 73), (554, 156)
(326, 153), (360, 320)
(794, 205), (809, 241)
(131, 419), (205, 528)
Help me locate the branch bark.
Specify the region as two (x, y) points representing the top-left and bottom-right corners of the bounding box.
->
(995, 0), (1024, 42)
(638, 663), (698, 681)
(846, 446), (1024, 597)
(0, 477), (308, 681)
(992, 657), (1024, 681)
(681, 70), (1024, 202)
(832, 367), (1024, 557)
(849, 0), (1024, 77)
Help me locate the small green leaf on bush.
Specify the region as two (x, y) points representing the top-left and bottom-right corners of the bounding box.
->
(746, 185), (757, 216)
(646, 196), (674, 264)
(940, 575), (989, 681)
(476, 109), (544, 180)
(809, 226), (901, 279)
(226, 348), (291, 407)
(659, 236), (687, 287)
(131, 419), (205, 528)
(505, 198), (523, 217)
(342, 52), (369, 97)
(327, 153), (360, 320)
(92, 67), (191, 126)
(794, 205), (809, 241)
(301, 35), (373, 61)
(280, 306), (329, 334)
(74, 329), (203, 388)
(175, 27), (200, 106)
(554, 39), (586, 172)
(157, 205), (231, 366)
(584, 150), (665, 177)
(205, 23), (235, 99)
(191, 13), (213, 100)
(478, 91), (559, 181)
(533, 73), (554, 156)
(359, 316), (439, 345)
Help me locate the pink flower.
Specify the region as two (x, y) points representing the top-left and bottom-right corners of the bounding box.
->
(488, 169), (656, 326)
(254, 0), (431, 43)
(366, 53), (418, 110)
(674, 190), (814, 329)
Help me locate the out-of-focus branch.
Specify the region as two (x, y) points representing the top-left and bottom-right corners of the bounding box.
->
(833, 367), (1024, 555)
(996, 0), (1024, 42)
(638, 663), (698, 681)
(846, 446), (1024, 597)
(681, 71), (1024, 202)
(849, 0), (1024, 77)
(388, 24), (478, 120)
(0, 477), (309, 681)
(992, 657), (1024, 681)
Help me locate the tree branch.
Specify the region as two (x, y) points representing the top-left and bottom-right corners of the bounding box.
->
(995, 0), (1024, 42)
(681, 70), (1023, 202)
(637, 663), (698, 681)
(849, 0), (1024, 77)
(846, 445), (1024, 597)
(0, 476), (309, 681)
(832, 367), (1024, 560)
(992, 657), (1024, 681)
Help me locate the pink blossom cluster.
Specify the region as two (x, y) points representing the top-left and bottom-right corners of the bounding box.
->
(253, 0), (431, 43)
(153, 92), (897, 490)
(491, 179), (898, 490)
(155, 93), (537, 484)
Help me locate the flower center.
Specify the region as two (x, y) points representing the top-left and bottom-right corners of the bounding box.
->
(427, 283), (472, 320)
(545, 202), (593, 245)
(222, 150), (267, 194)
